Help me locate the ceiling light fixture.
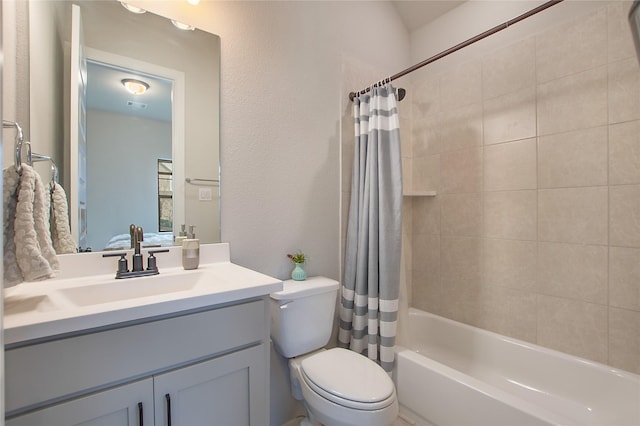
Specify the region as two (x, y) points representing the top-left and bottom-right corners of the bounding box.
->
(187, 0), (200, 5)
(171, 20), (195, 31)
(119, 1), (146, 14)
(121, 78), (150, 95)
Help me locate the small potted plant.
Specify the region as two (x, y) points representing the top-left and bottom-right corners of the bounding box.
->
(287, 250), (308, 281)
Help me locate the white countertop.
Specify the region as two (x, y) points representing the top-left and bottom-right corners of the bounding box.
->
(4, 243), (282, 346)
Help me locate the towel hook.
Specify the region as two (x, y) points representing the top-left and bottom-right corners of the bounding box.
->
(3, 120), (25, 173)
(31, 152), (59, 184)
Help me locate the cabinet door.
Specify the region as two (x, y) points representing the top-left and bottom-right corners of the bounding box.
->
(154, 344), (268, 426)
(6, 378), (153, 426)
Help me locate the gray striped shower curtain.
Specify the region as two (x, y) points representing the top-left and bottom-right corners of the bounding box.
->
(338, 85), (403, 373)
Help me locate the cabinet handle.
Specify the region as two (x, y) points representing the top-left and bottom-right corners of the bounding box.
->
(137, 402), (144, 426)
(165, 393), (172, 426)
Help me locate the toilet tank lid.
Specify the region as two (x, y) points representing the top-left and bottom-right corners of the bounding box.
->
(270, 276), (339, 300)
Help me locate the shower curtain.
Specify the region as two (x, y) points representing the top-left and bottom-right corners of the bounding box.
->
(338, 84), (403, 373)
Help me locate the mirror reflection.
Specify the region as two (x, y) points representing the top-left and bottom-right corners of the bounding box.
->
(29, 0), (221, 252)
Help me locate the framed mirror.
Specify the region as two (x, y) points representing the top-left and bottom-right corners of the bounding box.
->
(28, 0), (220, 252)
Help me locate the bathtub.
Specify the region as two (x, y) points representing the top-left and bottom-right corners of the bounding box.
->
(393, 308), (640, 426)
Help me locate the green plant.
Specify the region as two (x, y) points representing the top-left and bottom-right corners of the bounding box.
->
(287, 250), (308, 264)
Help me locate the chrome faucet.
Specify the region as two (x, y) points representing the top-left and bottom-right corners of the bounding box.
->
(129, 224), (136, 249)
(103, 225), (169, 279)
(133, 226), (144, 272)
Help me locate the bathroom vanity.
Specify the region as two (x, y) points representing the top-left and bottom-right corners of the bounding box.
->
(4, 243), (282, 425)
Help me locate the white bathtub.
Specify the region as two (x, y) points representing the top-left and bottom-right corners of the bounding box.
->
(393, 308), (640, 426)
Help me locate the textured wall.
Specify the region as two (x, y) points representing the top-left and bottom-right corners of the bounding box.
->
(406, 1), (640, 374)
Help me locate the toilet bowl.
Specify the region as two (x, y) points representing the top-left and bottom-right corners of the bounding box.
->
(289, 348), (398, 426)
(270, 277), (399, 426)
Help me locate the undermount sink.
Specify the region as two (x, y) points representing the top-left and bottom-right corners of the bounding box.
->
(58, 271), (203, 307)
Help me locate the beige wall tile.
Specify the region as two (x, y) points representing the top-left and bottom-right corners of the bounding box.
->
(402, 198), (413, 238)
(440, 147), (482, 194)
(609, 307), (640, 374)
(536, 8), (607, 83)
(441, 193), (483, 237)
(537, 295), (608, 364)
(538, 126), (608, 188)
(412, 115), (441, 157)
(440, 236), (482, 285)
(608, 58), (640, 124)
(483, 238), (537, 292)
(403, 217), (413, 279)
(483, 86), (536, 146)
(484, 190), (537, 240)
(411, 276), (443, 317)
(610, 120), (640, 185)
(538, 242), (608, 304)
(610, 246), (640, 312)
(483, 37), (536, 100)
(608, 1), (638, 63)
(439, 103), (483, 152)
(411, 154), (439, 193)
(475, 286), (537, 343)
(539, 187), (608, 245)
(412, 234), (442, 315)
(537, 66), (608, 136)
(402, 156), (413, 192)
(412, 196), (440, 235)
(412, 233), (440, 278)
(439, 59), (482, 111)
(413, 72), (441, 115)
(610, 184), (640, 247)
(484, 138), (537, 191)
(400, 125), (412, 159)
(441, 279), (481, 326)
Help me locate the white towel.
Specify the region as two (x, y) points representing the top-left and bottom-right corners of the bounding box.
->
(14, 164), (59, 282)
(50, 182), (77, 254)
(3, 165), (23, 287)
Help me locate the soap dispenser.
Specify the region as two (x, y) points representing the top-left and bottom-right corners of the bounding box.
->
(182, 225), (199, 270)
(175, 224), (187, 246)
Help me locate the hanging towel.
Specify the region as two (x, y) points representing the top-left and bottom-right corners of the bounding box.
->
(3, 165), (23, 287)
(50, 182), (77, 254)
(14, 164), (59, 282)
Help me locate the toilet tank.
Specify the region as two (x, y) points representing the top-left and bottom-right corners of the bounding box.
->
(270, 276), (339, 358)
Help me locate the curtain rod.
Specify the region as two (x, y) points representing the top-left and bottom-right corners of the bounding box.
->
(349, 0), (564, 102)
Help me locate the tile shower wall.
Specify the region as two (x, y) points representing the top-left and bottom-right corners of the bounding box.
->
(407, 2), (640, 374)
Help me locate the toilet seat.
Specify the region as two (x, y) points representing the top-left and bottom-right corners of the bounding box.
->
(300, 348), (395, 411)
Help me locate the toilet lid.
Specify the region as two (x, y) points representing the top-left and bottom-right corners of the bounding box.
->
(300, 348), (395, 410)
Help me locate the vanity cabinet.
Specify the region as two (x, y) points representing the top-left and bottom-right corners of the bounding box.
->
(5, 298), (270, 426)
(7, 379), (154, 426)
(154, 345), (264, 425)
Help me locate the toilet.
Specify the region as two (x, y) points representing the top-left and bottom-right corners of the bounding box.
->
(270, 276), (398, 426)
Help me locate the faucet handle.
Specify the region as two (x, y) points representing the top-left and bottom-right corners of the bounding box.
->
(102, 252), (129, 275)
(146, 249), (170, 272)
(102, 251), (127, 258)
(147, 249), (170, 255)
